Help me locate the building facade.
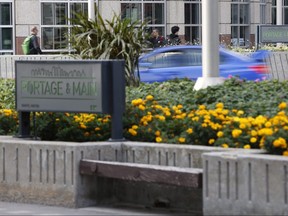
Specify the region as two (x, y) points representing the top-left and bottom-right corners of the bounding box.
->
(0, 0), (284, 55)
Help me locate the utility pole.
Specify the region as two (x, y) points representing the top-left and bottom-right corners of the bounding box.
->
(193, 0), (224, 90)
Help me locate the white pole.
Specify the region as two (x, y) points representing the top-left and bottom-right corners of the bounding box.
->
(277, 0), (283, 47)
(193, 0), (224, 90)
(202, 0), (219, 78)
(88, 0), (95, 21)
(277, 0), (283, 26)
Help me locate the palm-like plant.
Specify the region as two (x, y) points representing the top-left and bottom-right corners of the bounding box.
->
(69, 9), (150, 86)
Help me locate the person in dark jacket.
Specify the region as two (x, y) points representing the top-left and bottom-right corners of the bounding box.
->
(29, 26), (43, 54)
(168, 26), (181, 45)
(148, 29), (165, 48)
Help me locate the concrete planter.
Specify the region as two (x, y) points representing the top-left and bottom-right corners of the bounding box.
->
(202, 150), (288, 215)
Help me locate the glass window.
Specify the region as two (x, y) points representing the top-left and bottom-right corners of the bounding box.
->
(184, 0), (202, 44)
(0, 2), (13, 54)
(41, 0), (91, 53)
(231, 0), (250, 47)
(121, 0), (165, 38)
(121, 3), (141, 22)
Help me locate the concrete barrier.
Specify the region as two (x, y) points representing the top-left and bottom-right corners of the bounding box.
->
(202, 150), (288, 215)
(4, 135), (284, 215)
(0, 136), (232, 212)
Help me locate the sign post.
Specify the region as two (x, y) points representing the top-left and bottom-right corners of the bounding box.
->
(15, 60), (125, 141)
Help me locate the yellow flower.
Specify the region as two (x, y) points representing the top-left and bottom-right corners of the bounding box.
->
(251, 130), (258, 137)
(165, 111), (171, 116)
(186, 128), (193, 134)
(146, 95), (154, 100)
(202, 123), (208, 127)
(232, 129), (242, 138)
(222, 144), (229, 148)
(273, 139), (281, 148)
(264, 121), (272, 128)
(208, 139), (215, 145)
(132, 125), (138, 130)
(155, 130), (161, 136)
(138, 104), (146, 110)
(131, 98), (143, 106)
(216, 103), (224, 109)
(283, 151), (288, 156)
(237, 110), (244, 116)
(3, 109), (12, 116)
(250, 137), (257, 143)
(95, 127), (101, 131)
(199, 105), (206, 110)
(79, 123), (87, 129)
(192, 116), (199, 121)
(128, 128), (137, 136)
(239, 123), (246, 129)
(217, 131), (224, 137)
(156, 137), (162, 143)
(244, 144), (251, 149)
(178, 137), (186, 143)
(279, 102), (287, 110)
(84, 132), (90, 137)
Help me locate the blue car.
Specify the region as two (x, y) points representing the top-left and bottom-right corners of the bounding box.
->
(138, 45), (270, 83)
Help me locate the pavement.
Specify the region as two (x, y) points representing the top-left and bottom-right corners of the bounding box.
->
(0, 201), (195, 216)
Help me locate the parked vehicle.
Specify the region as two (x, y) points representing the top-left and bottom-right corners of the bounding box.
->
(138, 45), (270, 83)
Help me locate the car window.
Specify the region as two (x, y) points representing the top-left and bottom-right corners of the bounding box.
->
(147, 51), (186, 68)
(185, 49), (202, 66)
(146, 48), (203, 68)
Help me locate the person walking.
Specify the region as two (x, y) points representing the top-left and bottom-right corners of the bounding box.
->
(28, 26), (43, 54)
(168, 26), (181, 45)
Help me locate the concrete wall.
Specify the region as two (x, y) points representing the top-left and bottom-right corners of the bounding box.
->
(0, 136), (232, 210)
(202, 150), (288, 215)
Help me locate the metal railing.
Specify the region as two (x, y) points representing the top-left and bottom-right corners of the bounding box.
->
(0, 55), (74, 78)
(0, 53), (287, 80)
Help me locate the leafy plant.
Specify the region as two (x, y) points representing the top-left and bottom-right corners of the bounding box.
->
(69, 8), (150, 86)
(0, 78), (15, 109)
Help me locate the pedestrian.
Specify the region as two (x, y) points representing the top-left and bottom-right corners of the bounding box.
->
(148, 29), (165, 48)
(28, 26), (43, 54)
(168, 26), (181, 45)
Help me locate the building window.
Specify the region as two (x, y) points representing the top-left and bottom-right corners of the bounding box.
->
(231, 0), (250, 47)
(0, 1), (13, 55)
(120, 0), (165, 39)
(272, 0), (276, 24)
(184, 0), (202, 44)
(260, 0), (267, 24)
(284, 0), (288, 24)
(41, 0), (90, 53)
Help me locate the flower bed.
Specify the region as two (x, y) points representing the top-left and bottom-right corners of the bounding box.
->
(2, 78), (288, 156)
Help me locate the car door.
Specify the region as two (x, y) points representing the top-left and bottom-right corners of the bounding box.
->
(139, 48), (202, 83)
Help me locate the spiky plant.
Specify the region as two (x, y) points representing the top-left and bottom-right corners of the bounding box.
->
(69, 9), (150, 86)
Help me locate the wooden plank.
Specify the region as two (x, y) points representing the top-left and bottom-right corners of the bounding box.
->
(79, 159), (202, 188)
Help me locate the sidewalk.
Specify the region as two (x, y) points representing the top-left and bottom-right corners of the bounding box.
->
(0, 201), (194, 216)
